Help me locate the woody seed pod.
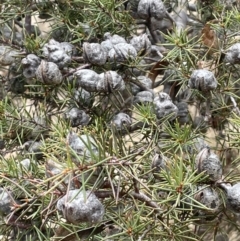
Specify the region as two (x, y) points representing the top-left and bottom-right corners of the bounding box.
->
(98, 71), (125, 92)
(108, 43), (137, 62)
(65, 107), (90, 127)
(194, 186), (221, 214)
(154, 92), (178, 120)
(73, 87), (94, 107)
(220, 182), (240, 213)
(0, 188), (14, 216)
(131, 76), (152, 95)
(151, 153), (169, 179)
(0, 46), (19, 66)
(42, 39), (72, 68)
(21, 54), (41, 79)
(111, 113), (132, 131)
(134, 90), (154, 104)
(137, 0), (167, 20)
(57, 189), (105, 224)
(36, 60), (63, 85)
(224, 43), (240, 64)
(188, 69), (217, 92)
(83, 42), (107, 65)
(195, 147), (222, 182)
(66, 131), (98, 160)
(129, 34), (151, 55)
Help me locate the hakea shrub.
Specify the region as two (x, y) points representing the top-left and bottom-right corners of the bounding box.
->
(1, 0), (240, 240)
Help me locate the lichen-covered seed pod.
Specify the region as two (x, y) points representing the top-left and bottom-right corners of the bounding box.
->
(224, 43), (240, 64)
(176, 101), (189, 125)
(101, 39), (114, 54)
(98, 71), (125, 92)
(111, 113), (132, 131)
(134, 90), (154, 104)
(21, 54), (41, 79)
(154, 92), (178, 120)
(83, 42), (107, 66)
(74, 69), (101, 92)
(188, 69), (217, 92)
(131, 76), (153, 95)
(66, 131), (98, 159)
(151, 153), (169, 179)
(42, 39), (71, 69)
(220, 182), (240, 213)
(23, 140), (44, 160)
(73, 87), (94, 107)
(195, 147), (222, 182)
(191, 137), (209, 153)
(65, 107), (90, 127)
(137, 0), (167, 20)
(194, 186), (221, 214)
(57, 189), (104, 224)
(103, 32), (126, 45)
(0, 188), (14, 216)
(0, 46), (19, 65)
(108, 43), (137, 62)
(36, 60), (63, 85)
(129, 34), (151, 55)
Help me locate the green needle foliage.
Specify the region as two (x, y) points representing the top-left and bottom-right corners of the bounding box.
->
(1, 0), (240, 240)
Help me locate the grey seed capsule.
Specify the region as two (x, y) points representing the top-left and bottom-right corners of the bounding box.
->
(36, 60), (63, 85)
(111, 113), (132, 131)
(154, 92), (178, 120)
(108, 43), (137, 62)
(0, 188), (14, 216)
(73, 87), (94, 107)
(195, 147), (222, 182)
(188, 69), (217, 92)
(176, 101), (189, 125)
(137, 0), (167, 20)
(129, 34), (151, 55)
(21, 54), (41, 79)
(224, 43), (240, 64)
(83, 42), (107, 66)
(42, 39), (71, 69)
(74, 69), (101, 92)
(151, 153), (169, 179)
(225, 183), (240, 213)
(103, 32), (126, 45)
(66, 131), (98, 159)
(24, 140), (44, 160)
(134, 90), (154, 104)
(131, 76), (153, 95)
(194, 186), (221, 214)
(0, 46), (19, 66)
(98, 71), (125, 92)
(57, 189), (104, 224)
(65, 107), (90, 127)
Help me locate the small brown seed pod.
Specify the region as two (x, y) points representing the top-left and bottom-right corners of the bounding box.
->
(154, 92), (178, 120)
(137, 0), (167, 20)
(188, 69), (217, 92)
(57, 189), (105, 224)
(83, 42), (107, 66)
(224, 43), (240, 64)
(108, 43), (137, 62)
(195, 147), (222, 182)
(36, 60), (63, 85)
